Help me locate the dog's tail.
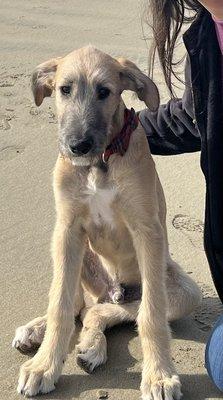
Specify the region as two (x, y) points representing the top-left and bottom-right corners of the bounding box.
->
(166, 256), (202, 321)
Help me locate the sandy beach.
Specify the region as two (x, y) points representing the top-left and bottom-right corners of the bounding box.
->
(1, 1), (223, 399)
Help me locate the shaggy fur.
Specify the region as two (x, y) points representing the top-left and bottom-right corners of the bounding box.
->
(13, 46), (202, 400)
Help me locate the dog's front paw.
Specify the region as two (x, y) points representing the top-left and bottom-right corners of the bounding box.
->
(76, 328), (107, 373)
(141, 373), (182, 400)
(17, 355), (61, 397)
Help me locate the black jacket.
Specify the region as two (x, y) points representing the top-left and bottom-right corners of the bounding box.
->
(140, 10), (223, 302)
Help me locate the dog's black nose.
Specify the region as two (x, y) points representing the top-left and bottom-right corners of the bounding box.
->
(69, 138), (93, 155)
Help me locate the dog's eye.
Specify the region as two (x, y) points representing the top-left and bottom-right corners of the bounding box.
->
(60, 86), (71, 95)
(97, 87), (110, 100)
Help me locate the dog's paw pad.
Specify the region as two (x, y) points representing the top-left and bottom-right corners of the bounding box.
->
(12, 325), (43, 353)
(76, 355), (93, 373)
(76, 331), (107, 373)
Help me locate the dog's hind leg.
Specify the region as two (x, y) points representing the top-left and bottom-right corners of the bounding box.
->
(76, 301), (139, 373)
(12, 285), (85, 353)
(166, 257), (202, 321)
(12, 315), (47, 353)
(81, 246), (112, 301)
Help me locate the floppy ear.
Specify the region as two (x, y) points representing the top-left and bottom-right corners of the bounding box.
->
(117, 58), (160, 112)
(31, 57), (61, 106)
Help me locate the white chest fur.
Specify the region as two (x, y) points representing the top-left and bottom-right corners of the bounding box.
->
(84, 172), (117, 228)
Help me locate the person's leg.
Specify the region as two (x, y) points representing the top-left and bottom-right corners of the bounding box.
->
(205, 314), (223, 391)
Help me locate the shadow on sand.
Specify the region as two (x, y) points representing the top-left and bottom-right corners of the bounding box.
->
(21, 296), (223, 399)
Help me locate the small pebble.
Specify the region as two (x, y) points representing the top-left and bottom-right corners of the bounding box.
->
(97, 389), (108, 399)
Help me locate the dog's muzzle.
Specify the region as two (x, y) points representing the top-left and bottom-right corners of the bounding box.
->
(69, 137), (94, 156)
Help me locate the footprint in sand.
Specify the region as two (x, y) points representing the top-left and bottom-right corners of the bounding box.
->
(173, 216), (223, 331)
(0, 75), (18, 88)
(172, 214), (204, 249)
(0, 145), (25, 162)
(0, 119), (11, 130)
(0, 111), (16, 130)
(194, 290), (223, 332)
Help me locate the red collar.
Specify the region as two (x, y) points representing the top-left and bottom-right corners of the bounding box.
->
(102, 108), (139, 163)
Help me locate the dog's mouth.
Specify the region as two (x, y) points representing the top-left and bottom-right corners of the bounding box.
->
(59, 138), (108, 166)
(58, 117), (113, 164)
(59, 128), (111, 160)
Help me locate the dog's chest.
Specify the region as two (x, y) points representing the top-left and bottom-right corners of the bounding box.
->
(84, 171), (117, 228)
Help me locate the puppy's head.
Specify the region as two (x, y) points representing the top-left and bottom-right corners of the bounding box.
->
(32, 46), (159, 166)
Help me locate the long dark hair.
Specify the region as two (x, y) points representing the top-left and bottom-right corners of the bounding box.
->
(147, 0), (202, 96)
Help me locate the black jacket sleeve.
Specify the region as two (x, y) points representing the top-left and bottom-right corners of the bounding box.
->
(139, 57), (201, 156)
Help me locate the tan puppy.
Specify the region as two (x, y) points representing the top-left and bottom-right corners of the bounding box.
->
(13, 46), (201, 400)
